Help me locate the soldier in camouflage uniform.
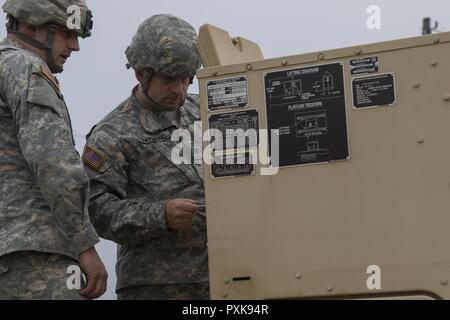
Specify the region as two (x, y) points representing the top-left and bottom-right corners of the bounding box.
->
(83, 14), (209, 300)
(0, 0), (107, 299)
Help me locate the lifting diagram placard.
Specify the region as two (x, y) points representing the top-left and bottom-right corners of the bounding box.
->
(264, 63), (349, 167)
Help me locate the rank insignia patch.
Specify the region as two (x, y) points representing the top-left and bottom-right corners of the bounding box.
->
(40, 65), (60, 92)
(82, 145), (105, 171)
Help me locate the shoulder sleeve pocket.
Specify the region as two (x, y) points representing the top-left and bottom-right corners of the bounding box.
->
(26, 74), (64, 117)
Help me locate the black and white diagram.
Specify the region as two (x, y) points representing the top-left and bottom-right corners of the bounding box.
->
(295, 110), (328, 138)
(264, 63), (349, 167)
(313, 71), (334, 94)
(298, 140), (329, 160)
(268, 76), (303, 98)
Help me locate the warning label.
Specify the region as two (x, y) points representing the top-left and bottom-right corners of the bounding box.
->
(350, 56), (379, 75)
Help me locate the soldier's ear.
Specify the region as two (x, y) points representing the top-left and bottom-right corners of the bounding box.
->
(135, 70), (144, 83)
(19, 22), (37, 37)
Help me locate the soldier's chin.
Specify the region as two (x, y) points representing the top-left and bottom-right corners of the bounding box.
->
(49, 62), (64, 74)
(47, 57), (65, 74)
(162, 104), (179, 112)
(162, 99), (182, 110)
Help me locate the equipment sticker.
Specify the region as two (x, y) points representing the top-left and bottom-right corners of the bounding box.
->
(352, 73), (396, 109)
(264, 63), (349, 168)
(211, 152), (255, 178)
(208, 109), (259, 151)
(350, 56), (379, 75)
(207, 76), (249, 112)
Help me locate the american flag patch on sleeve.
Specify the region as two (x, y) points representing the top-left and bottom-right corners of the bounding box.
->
(82, 145), (106, 171)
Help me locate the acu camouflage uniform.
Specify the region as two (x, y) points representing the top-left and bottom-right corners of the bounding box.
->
(84, 14), (209, 300)
(0, 37), (98, 299)
(83, 91), (209, 299)
(116, 282), (209, 300)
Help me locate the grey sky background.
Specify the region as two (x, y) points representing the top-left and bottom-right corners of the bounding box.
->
(1, 0), (449, 300)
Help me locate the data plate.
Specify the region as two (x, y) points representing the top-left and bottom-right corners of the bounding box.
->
(207, 76), (249, 112)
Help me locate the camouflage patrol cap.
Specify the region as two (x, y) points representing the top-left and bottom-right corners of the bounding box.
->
(2, 0), (93, 38)
(125, 14), (201, 79)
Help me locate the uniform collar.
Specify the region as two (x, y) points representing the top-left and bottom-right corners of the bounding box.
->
(131, 86), (197, 134)
(0, 37), (20, 47)
(179, 97), (199, 129)
(0, 37), (50, 68)
(1, 37), (37, 57)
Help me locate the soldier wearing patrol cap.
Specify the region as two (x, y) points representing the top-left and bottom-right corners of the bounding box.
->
(0, 0), (107, 299)
(83, 14), (209, 300)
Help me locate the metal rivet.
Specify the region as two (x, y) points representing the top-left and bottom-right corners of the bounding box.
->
(295, 273), (302, 280)
(433, 37), (440, 44)
(327, 285), (334, 292)
(355, 48), (362, 55)
(222, 292), (228, 298)
(246, 64), (253, 71)
(224, 278), (230, 284)
(441, 279), (448, 286)
(431, 60), (438, 67)
(444, 95), (450, 102)
(413, 81), (420, 88)
(417, 138), (424, 144)
(282, 59), (288, 66)
(318, 53), (325, 61)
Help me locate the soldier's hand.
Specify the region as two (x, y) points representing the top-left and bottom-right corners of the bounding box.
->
(79, 246), (108, 299)
(165, 199), (199, 231)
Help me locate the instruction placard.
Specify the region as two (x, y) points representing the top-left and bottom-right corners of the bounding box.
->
(264, 63), (349, 167)
(208, 109), (259, 151)
(352, 73), (396, 109)
(211, 152), (255, 178)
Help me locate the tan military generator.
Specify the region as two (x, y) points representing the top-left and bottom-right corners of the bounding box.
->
(196, 25), (450, 299)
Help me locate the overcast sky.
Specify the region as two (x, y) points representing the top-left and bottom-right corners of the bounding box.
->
(1, 0), (449, 300)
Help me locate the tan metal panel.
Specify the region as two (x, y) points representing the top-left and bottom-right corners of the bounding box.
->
(197, 24), (264, 68)
(198, 27), (450, 299)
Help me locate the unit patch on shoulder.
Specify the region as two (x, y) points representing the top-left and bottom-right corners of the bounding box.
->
(82, 145), (106, 171)
(39, 64), (60, 92)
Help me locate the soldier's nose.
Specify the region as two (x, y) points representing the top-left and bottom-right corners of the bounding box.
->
(170, 79), (184, 94)
(69, 37), (80, 52)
